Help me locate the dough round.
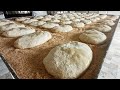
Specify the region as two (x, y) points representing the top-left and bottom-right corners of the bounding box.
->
(33, 16), (44, 20)
(14, 31), (52, 49)
(71, 19), (80, 22)
(79, 29), (107, 44)
(22, 19), (38, 24)
(52, 25), (73, 32)
(2, 27), (35, 37)
(95, 24), (112, 32)
(0, 20), (15, 26)
(50, 18), (60, 23)
(15, 17), (30, 22)
(90, 18), (97, 22)
(72, 22), (85, 28)
(42, 23), (59, 29)
(110, 15), (119, 21)
(29, 21), (46, 26)
(43, 41), (93, 79)
(103, 20), (115, 26)
(0, 23), (25, 32)
(95, 17), (100, 21)
(82, 20), (92, 24)
(41, 17), (52, 21)
(60, 20), (72, 25)
(99, 15), (107, 19)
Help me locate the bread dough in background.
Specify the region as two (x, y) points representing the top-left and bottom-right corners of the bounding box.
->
(43, 41), (93, 79)
(15, 17), (30, 22)
(14, 31), (52, 49)
(49, 18), (60, 23)
(52, 25), (73, 33)
(33, 16), (44, 20)
(42, 23), (59, 29)
(71, 22), (85, 28)
(79, 29), (107, 44)
(94, 24), (112, 32)
(103, 20), (115, 26)
(29, 21), (46, 27)
(107, 15), (119, 21)
(99, 15), (107, 19)
(0, 19), (15, 26)
(60, 20), (72, 25)
(2, 27), (36, 37)
(81, 20), (92, 24)
(22, 19), (38, 24)
(0, 23), (25, 33)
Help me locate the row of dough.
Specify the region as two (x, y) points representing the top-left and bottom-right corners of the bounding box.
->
(14, 13), (109, 29)
(14, 15), (118, 33)
(0, 16), (117, 47)
(0, 19), (107, 48)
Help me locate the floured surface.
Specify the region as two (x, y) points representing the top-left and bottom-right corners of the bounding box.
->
(0, 17), (119, 79)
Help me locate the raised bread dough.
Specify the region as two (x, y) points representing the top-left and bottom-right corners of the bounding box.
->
(41, 17), (52, 21)
(61, 18), (70, 21)
(43, 41), (93, 79)
(95, 17), (100, 21)
(44, 15), (54, 18)
(29, 21), (46, 26)
(79, 29), (107, 44)
(68, 16), (76, 20)
(15, 17), (30, 22)
(49, 18), (60, 23)
(22, 19), (38, 24)
(109, 15), (119, 21)
(81, 20), (92, 24)
(71, 19), (80, 22)
(90, 18), (97, 22)
(0, 20), (15, 26)
(2, 27), (36, 37)
(54, 14), (61, 19)
(52, 25), (73, 32)
(95, 24), (112, 32)
(14, 31), (52, 49)
(103, 20), (115, 26)
(42, 23), (59, 29)
(0, 23), (25, 33)
(99, 15), (107, 19)
(33, 16), (44, 20)
(72, 22), (85, 28)
(60, 20), (72, 25)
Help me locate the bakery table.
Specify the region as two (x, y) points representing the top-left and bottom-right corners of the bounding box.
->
(0, 17), (120, 79)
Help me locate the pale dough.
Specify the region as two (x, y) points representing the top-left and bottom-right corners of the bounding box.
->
(15, 17), (30, 22)
(43, 41), (93, 79)
(95, 24), (112, 32)
(14, 31), (52, 49)
(79, 29), (107, 44)
(2, 27), (35, 37)
(42, 23), (59, 29)
(52, 25), (73, 32)
(29, 21), (46, 26)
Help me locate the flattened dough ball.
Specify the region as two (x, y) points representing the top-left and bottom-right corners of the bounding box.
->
(14, 31), (52, 49)
(43, 41), (93, 79)
(79, 29), (107, 44)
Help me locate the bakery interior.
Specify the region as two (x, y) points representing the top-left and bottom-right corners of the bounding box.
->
(0, 11), (120, 79)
